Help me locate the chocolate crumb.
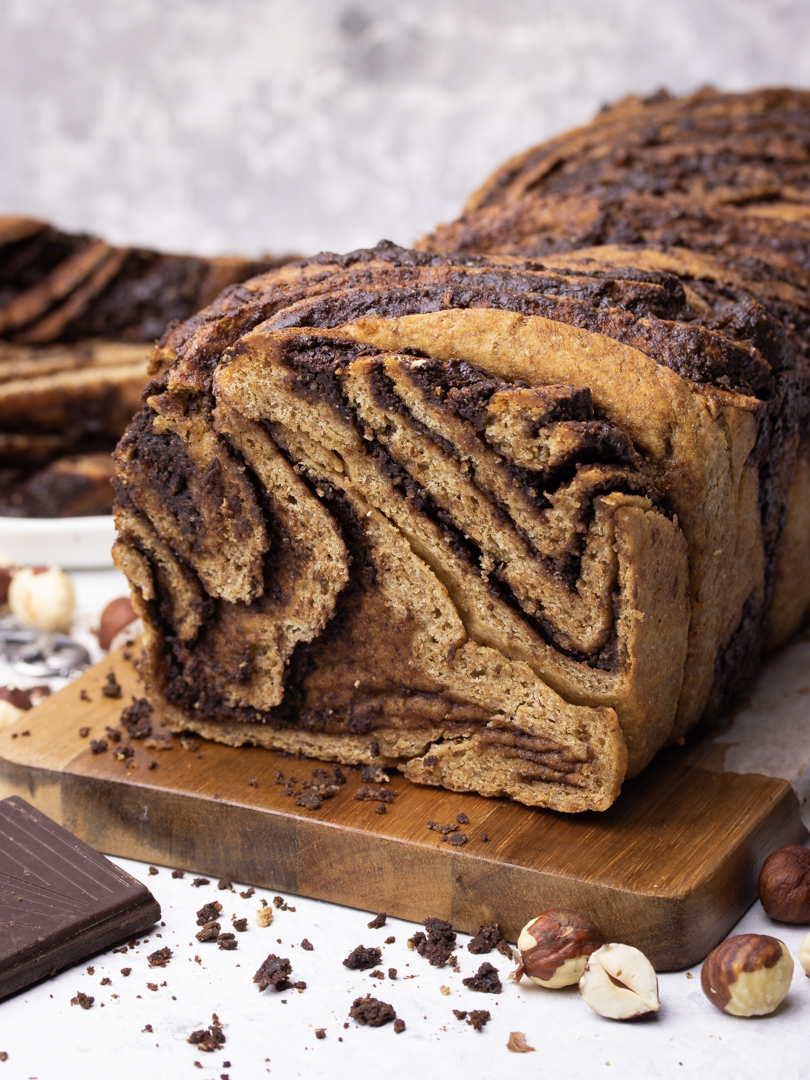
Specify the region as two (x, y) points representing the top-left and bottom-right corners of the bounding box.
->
(456, 812), (470, 824)
(369, 969), (385, 980)
(300, 938), (314, 951)
(247, 776), (257, 787)
(79, 690), (91, 703)
(374, 803), (386, 815)
(217, 933), (238, 951)
(393, 1018), (405, 1034)
(187, 1014), (225, 1052)
(101, 672), (122, 699)
(120, 696), (153, 738)
(148, 866), (158, 876)
(240, 887), (255, 899)
(78, 726), (90, 738)
(273, 896), (285, 908)
(147, 761), (158, 770)
(462, 962), (502, 994)
(90, 739), (108, 754)
(218, 877), (234, 892)
(180, 736), (200, 752)
(142, 1024), (153, 1033)
(408, 918), (457, 967)
(479, 833), (490, 842)
(147, 947), (173, 968)
(443, 832), (467, 846)
(86, 966), (94, 975)
(196, 902), (223, 926)
(453, 1009), (468, 1020)
(428, 822), (459, 835)
(343, 945), (382, 971)
(146, 983), (158, 991)
(349, 994), (396, 1027)
(354, 784), (397, 804)
(172, 869), (186, 879)
(232, 918), (248, 933)
(112, 743), (134, 762)
(468, 924), (502, 954)
(196, 922), (221, 942)
(105, 725), (121, 743)
(253, 954), (293, 992)
(293, 980), (307, 991)
(367, 912), (387, 929)
(387, 968), (397, 979)
(496, 940), (516, 960)
(121, 968), (131, 976)
(467, 1009), (491, 1030)
(385, 936), (395, 944)
(191, 877), (210, 887)
(315, 1028), (326, 1040)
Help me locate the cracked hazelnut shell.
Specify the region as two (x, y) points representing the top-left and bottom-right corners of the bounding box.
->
(701, 934), (793, 1016)
(579, 943), (659, 1019)
(758, 845), (810, 923)
(517, 909), (605, 988)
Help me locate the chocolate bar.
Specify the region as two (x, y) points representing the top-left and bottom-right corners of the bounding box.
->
(0, 795), (160, 999)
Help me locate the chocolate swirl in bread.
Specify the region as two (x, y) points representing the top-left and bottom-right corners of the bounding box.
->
(112, 240), (793, 810)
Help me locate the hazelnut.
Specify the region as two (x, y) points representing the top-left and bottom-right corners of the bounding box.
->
(8, 566), (75, 633)
(97, 596), (138, 651)
(758, 845), (810, 923)
(579, 943), (660, 1019)
(798, 931), (810, 976)
(701, 934), (793, 1016)
(516, 909), (605, 988)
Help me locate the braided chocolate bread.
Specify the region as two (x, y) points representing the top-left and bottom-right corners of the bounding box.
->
(111, 236), (799, 810)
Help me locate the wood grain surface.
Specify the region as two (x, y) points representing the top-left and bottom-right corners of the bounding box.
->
(0, 649), (805, 970)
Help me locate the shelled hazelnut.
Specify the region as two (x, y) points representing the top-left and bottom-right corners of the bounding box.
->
(701, 934), (793, 1016)
(516, 910), (604, 988)
(758, 845), (810, 923)
(579, 943), (660, 1019)
(799, 932), (810, 976)
(8, 566), (75, 633)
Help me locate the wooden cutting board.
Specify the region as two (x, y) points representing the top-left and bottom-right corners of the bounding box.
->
(0, 647), (806, 971)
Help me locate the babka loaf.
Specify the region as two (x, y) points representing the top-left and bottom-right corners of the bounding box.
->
(0, 217), (296, 513)
(111, 231), (807, 811)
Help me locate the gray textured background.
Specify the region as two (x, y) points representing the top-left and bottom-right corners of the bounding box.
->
(2, 0), (810, 258)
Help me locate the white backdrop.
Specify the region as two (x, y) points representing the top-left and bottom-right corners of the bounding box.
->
(1, 0), (809, 258)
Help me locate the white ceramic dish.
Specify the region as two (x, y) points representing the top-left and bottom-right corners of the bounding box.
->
(0, 515), (116, 569)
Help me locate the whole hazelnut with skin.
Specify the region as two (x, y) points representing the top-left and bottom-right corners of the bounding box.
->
(701, 934), (793, 1016)
(8, 566), (75, 633)
(758, 845), (810, 923)
(579, 943), (660, 1020)
(97, 596), (137, 651)
(516, 909), (605, 988)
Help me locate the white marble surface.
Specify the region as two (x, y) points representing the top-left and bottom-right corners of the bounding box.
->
(1, 1), (810, 258)
(1, 857), (810, 1080)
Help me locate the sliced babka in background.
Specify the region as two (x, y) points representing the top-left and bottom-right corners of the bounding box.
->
(0, 216), (295, 516)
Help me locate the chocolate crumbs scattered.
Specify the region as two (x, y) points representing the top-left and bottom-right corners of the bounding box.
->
(191, 878), (210, 887)
(78, 726), (90, 738)
(121, 968), (131, 976)
(79, 690), (91, 703)
(147, 947), (173, 968)
(462, 962), (502, 994)
(218, 877), (234, 892)
(301, 938), (314, 951)
(388, 968), (397, 979)
(120, 696), (153, 738)
(101, 672), (122, 699)
(187, 1014), (225, 1052)
(385, 936), (395, 945)
(467, 1010), (491, 1031)
(349, 995), (396, 1027)
(232, 918), (248, 933)
(71, 991), (94, 1009)
(408, 918), (457, 967)
(369, 969), (385, 980)
(254, 954), (293, 992)
(393, 1018), (406, 1034)
(354, 784), (397, 804)
(148, 866), (158, 876)
(172, 869), (186, 879)
(443, 832), (467, 845)
(240, 887), (255, 899)
(343, 945), (382, 971)
(217, 933), (237, 951)
(89, 739), (108, 754)
(456, 812), (470, 824)
(315, 1028), (326, 1040)
(367, 912), (387, 929)
(196, 922), (221, 942)
(468, 924), (502, 954)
